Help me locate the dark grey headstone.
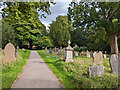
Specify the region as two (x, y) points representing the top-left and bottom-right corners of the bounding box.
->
(109, 54), (118, 74)
(119, 53), (120, 74)
(88, 65), (104, 77)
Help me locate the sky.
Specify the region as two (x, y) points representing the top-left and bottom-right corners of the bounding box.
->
(39, 2), (71, 29)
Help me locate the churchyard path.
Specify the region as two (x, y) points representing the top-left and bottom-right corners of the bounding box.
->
(12, 51), (62, 88)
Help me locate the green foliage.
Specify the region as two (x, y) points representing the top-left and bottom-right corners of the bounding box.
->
(49, 15), (73, 47)
(38, 50), (118, 88)
(1, 2), (53, 49)
(70, 28), (87, 47)
(34, 36), (53, 48)
(2, 49), (31, 88)
(73, 47), (80, 52)
(79, 47), (87, 52)
(2, 23), (16, 48)
(68, 2), (120, 53)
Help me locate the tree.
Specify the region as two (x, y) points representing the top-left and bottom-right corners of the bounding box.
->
(34, 36), (53, 49)
(70, 28), (87, 47)
(49, 15), (72, 47)
(2, 23), (15, 48)
(1, 2), (54, 49)
(68, 2), (120, 54)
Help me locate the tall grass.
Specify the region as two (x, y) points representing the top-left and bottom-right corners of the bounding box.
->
(2, 49), (31, 88)
(37, 50), (118, 88)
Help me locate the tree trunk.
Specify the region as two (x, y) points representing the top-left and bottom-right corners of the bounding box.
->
(108, 33), (118, 55)
(29, 41), (33, 50)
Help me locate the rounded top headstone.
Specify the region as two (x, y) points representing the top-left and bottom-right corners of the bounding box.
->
(5, 43), (15, 51)
(3, 43), (16, 63)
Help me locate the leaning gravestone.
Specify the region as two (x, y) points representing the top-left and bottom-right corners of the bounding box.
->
(88, 65), (104, 77)
(3, 43), (16, 63)
(109, 54), (118, 74)
(64, 40), (73, 62)
(86, 50), (90, 58)
(93, 51), (103, 65)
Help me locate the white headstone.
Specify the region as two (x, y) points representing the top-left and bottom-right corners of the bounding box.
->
(64, 40), (73, 62)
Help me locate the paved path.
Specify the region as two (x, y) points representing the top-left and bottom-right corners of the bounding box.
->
(12, 51), (62, 88)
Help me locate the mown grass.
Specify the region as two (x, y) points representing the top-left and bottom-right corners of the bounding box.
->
(37, 50), (118, 88)
(2, 49), (31, 88)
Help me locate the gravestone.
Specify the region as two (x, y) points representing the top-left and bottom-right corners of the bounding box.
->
(88, 65), (104, 77)
(93, 51), (103, 65)
(0, 48), (2, 54)
(3, 43), (16, 63)
(64, 40), (73, 62)
(15, 46), (19, 57)
(109, 54), (118, 74)
(90, 50), (93, 57)
(74, 51), (79, 56)
(57, 50), (62, 57)
(45, 47), (47, 50)
(119, 53), (120, 74)
(103, 54), (106, 58)
(57, 47), (63, 57)
(86, 50), (90, 58)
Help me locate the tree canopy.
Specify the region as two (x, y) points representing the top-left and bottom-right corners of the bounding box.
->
(1, 2), (53, 49)
(68, 2), (120, 54)
(49, 15), (73, 47)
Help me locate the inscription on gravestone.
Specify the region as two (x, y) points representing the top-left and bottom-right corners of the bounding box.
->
(109, 54), (118, 74)
(3, 43), (16, 63)
(88, 65), (104, 77)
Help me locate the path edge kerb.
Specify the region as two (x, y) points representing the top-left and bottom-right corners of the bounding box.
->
(11, 51), (31, 88)
(38, 51), (65, 88)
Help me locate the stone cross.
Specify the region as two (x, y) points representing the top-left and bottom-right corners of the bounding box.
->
(109, 54), (118, 74)
(3, 43), (16, 63)
(64, 40), (73, 62)
(86, 50), (90, 58)
(93, 51), (103, 65)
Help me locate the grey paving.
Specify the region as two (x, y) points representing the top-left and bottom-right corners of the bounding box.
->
(12, 51), (62, 88)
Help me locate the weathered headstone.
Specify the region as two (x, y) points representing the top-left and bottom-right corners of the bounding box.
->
(103, 54), (106, 58)
(88, 65), (104, 77)
(57, 49), (62, 57)
(64, 40), (73, 62)
(109, 54), (118, 74)
(15, 46), (19, 57)
(45, 47), (47, 50)
(86, 50), (90, 58)
(57, 47), (63, 57)
(93, 51), (103, 65)
(3, 43), (16, 63)
(118, 53), (120, 74)
(74, 51), (79, 56)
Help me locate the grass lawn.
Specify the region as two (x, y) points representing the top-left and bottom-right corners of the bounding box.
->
(37, 50), (118, 88)
(2, 49), (31, 88)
